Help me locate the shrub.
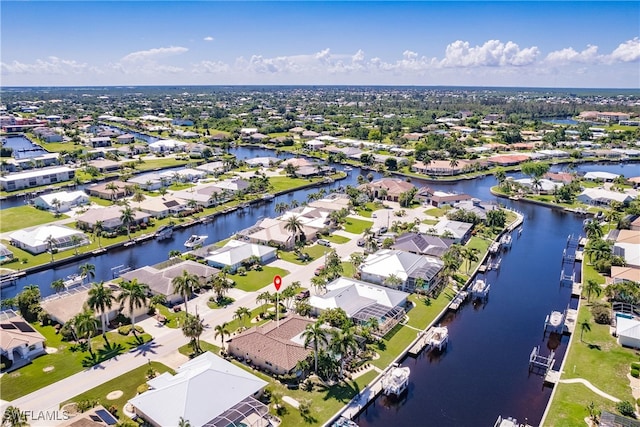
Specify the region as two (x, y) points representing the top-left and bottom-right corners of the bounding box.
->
(591, 303), (611, 325)
(76, 399), (98, 413)
(113, 313), (131, 326)
(631, 368), (639, 378)
(137, 383), (149, 394)
(632, 362), (640, 370)
(617, 401), (636, 418)
(117, 325), (144, 335)
(60, 323), (76, 341)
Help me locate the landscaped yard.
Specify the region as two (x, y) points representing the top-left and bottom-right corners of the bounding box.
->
(62, 362), (173, 422)
(324, 234), (350, 244)
(343, 217), (373, 234)
(278, 245), (326, 265)
(354, 202), (380, 218)
(424, 207), (446, 217)
(0, 323), (152, 401)
(230, 266), (289, 292)
(0, 205), (68, 233)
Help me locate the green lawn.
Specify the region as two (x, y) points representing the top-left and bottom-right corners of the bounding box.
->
(354, 202), (380, 218)
(0, 206), (68, 233)
(340, 262), (356, 278)
(61, 362), (173, 422)
(343, 217), (373, 234)
(424, 207), (446, 217)
(230, 266), (289, 292)
(269, 176), (320, 193)
(278, 245), (326, 265)
(324, 234), (350, 244)
(155, 304), (189, 329)
(178, 340), (221, 358)
(0, 323), (152, 401)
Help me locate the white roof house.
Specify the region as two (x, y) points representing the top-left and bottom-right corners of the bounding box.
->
(148, 139), (187, 153)
(420, 219), (474, 243)
(9, 225), (89, 255)
(512, 178), (563, 194)
(613, 230), (640, 268)
(584, 171), (621, 182)
(309, 277), (408, 335)
(33, 190), (90, 212)
(129, 351), (269, 427)
(577, 188), (634, 206)
(205, 240), (277, 273)
(616, 315), (640, 349)
(359, 249), (444, 293)
(0, 166), (75, 191)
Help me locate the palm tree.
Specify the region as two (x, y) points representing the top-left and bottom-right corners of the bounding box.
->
(120, 206), (136, 240)
(234, 306), (251, 330)
(94, 220), (104, 248)
(584, 220), (603, 240)
(579, 319), (591, 343)
(132, 190), (146, 203)
(463, 247), (479, 274)
(51, 198), (62, 216)
(208, 271), (231, 303)
(584, 238), (612, 263)
(284, 215), (304, 247)
(51, 279), (65, 293)
(2, 405), (28, 427)
(182, 313), (204, 354)
(171, 270), (200, 315)
(274, 201), (289, 214)
(384, 274), (403, 289)
(118, 279), (149, 333)
(45, 234), (56, 263)
(584, 279), (602, 303)
(105, 182), (119, 201)
(73, 308), (99, 354)
(449, 158), (459, 175)
(87, 281), (115, 335)
(79, 263), (96, 285)
(256, 291), (272, 314)
(302, 321), (329, 374)
(214, 322), (230, 351)
(330, 326), (359, 379)
(70, 234), (82, 256)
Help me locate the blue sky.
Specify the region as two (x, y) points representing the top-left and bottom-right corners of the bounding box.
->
(1, 1), (639, 88)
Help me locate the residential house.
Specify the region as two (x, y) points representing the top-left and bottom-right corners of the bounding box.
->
(421, 219), (474, 244)
(309, 277), (409, 336)
(411, 159), (473, 176)
(213, 178), (250, 194)
(391, 233), (455, 258)
(238, 217), (317, 250)
(245, 157), (281, 168)
(173, 184), (228, 208)
(9, 224), (89, 255)
(226, 315), (315, 375)
(33, 190), (89, 213)
(128, 352), (269, 427)
(451, 199), (499, 220)
(0, 311), (46, 363)
(485, 154), (531, 166)
(148, 139), (187, 153)
(584, 171), (621, 182)
(86, 180), (130, 200)
(131, 196), (189, 219)
(89, 137), (112, 148)
(116, 134), (135, 144)
(0, 166), (76, 191)
(577, 188), (634, 206)
(196, 161), (225, 174)
(359, 249), (444, 293)
(418, 188), (472, 208)
(359, 178), (415, 202)
(76, 205), (151, 232)
(33, 127), (62, 142)
(203, 240), (277, 272)
(88, 159), (122, 173)
(616, 316), (640, 349)
(120, 260), (219, 305)
(613, 229), (640, 268)
(512, 178), (563, 194)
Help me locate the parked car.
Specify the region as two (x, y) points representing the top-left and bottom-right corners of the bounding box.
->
(296, 290), (310, 300)
(357, 238), (365, 247)
(314, 265), (325, 276)
(317, 239), (331, 247)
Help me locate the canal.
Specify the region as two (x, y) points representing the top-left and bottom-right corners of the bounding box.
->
(2, 144), (638, 426)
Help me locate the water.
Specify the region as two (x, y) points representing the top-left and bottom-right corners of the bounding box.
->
(540, 117), (580, 125)
(2, 135), (48, 159)
(103, 125), (159, 143)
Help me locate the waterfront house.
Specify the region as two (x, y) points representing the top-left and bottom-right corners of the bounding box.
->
(33, 126), (63, 142)
(309, 277), (409, 336)
(128, 352), (269, 427)
(419, 188), (472, 208)
(127, 173), (165, 191)
(0, 311), (46, 364)
(238, 217), (317, 250)
(411, 159), (473, 176)
(116, 133), (135, 144)
(0, 243), (14, 263)
(89, 137), (112, 148)
(131, 195), (189, 219)
(120, 260), (219, 305)
(86, 180), (130, 200)
(577, 188), (634, 206)
(612, 229), (640, 268)
(359, 178), (415, 202)
(0, 166), (75, 191)
(608, 266), (640, 285)
(359, 249), (444, 293)
(421, 219), (474, 244)
(583, 171), (621, 182)
(245, 157), (280, 168)
(485, 154), (531, 166)
(88, 158), (122, 173)
(392, 233), (455, 258)
(212, 178), (250, 194)
(195, 161), (225, 174)
(33, 190), (89, 213)
(76, 205), (151, 232)
(451, 198), (499, 220)
(226, 315), (314, 375)
(203, 240), (277, 273)
(513, 178), (562, 194)
(616, 316), (640, 350)
(9, 224), (89, 255)
(148, 139), (187, 153)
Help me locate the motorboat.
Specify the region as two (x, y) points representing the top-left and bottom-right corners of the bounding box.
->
(381, 363), (410, 396)
(261, 194), (275, 201)
(184, 234), (207, 248)
(155, 224), (174, 240)
(63, 274), (83, 289)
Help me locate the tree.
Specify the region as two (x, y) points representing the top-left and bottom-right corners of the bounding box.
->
(171, 270), (200, 315)
(73, 308), (99, 354)
(94, 220), (104, 248)
(51, 198), (62, 216)
(209, 271), (232, 302)
(45, 234), (56, 263)
(584, 220), (603, 240)
(584, 238), (612, 263)
(214, 322), (230, 351)
(234, 306), (251, 330)
(51, 279), (65, 293)
(284, 163), (298, 177)
(2, 405), (28, 427)
(584, 279), (602, 303)
(302, 321), (329, 374)
(118, 279), (149, 333)
(330, 326), (358, 379)
(182, 313), (204, 354)
(87, 281), (115, 335)
(14, 285), (42, 322)
(105, 182), (119, 201)
(349, 253), (365, 274)
(579, 319), (591, 343)
(486, 209), (507, 228)
(585, 401), (600, 425)
(120, 206), (136, 240)
(70, 234), (82, 256)
(384, 274), (403, 289)
(79, 263), (96, 285)
(494, 168), (506, 184)
(256, 291), (272, 314)
(398, 187), (417, 208)
(521, 161), (550, 180)
(178, 417), (192, 427)
(463, 247), (479, 274)
(275, 202), (289, 215)
(284, 215), (304, 247)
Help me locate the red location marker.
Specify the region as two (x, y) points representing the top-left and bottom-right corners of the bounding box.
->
(273, 275), (282, 291)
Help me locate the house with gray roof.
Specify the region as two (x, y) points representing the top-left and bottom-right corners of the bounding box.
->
(420, 219), (474, 244)
(392, 233), (455, 258)
(203, 240), (277, 273)
(76, 205), (151, 232)
(359, 249), (444, 293)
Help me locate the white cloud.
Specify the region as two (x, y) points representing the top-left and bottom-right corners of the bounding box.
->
(545, 45), (600, 64)
(1, 56), (99, 75)
(203, 36), (214, 42)
(193, 60), (230, 74)
(121, 46), (188, 62)
(609, 37), (640, 63)
(440, 40), (540, 67)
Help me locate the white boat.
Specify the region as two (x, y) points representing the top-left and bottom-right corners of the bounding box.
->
(381, 363), (410, 396)
(261, 194), (275, 201)
(500, 234), (512, 249)
(184, 234), (207, 248)
(471, 279), (491, 300)
(63, 274), (83, 289)
(344, 166), (353, 171)
(155, 224), (174, 240)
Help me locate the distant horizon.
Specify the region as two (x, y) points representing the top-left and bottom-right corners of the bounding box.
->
(1, 2), (638, 88)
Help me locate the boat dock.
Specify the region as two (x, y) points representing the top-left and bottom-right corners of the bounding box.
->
(449, 291), (468, 311)
(529, 346), (555, 376)
(407, 326), (449, 356)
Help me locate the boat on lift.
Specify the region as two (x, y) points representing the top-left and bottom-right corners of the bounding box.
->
(155, 224), (174, 240)
(381, 363), (410, 396)
(184, 234), (207, 248)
